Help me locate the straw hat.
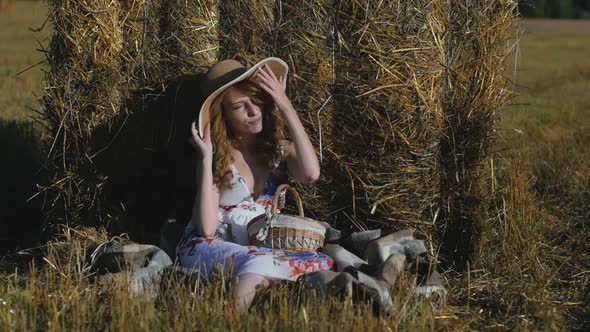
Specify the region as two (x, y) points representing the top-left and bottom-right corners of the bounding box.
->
(197, 57), (289, 138)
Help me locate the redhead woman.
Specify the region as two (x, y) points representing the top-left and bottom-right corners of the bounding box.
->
(175, 58), (334, 312)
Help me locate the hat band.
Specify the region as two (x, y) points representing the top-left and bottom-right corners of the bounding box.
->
(202, 67), (248, 98)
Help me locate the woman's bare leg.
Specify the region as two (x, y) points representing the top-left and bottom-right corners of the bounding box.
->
(234, 273), (272, 313)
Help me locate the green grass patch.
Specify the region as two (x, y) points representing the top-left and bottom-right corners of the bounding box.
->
(0, 0), (50, 122)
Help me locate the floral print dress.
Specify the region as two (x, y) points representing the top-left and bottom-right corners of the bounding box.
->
(176, 161), (334, 281)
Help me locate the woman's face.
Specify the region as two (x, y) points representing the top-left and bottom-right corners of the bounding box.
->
(222, 85), (264, 137)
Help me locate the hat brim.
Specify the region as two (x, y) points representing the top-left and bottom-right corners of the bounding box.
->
(198, 57), (289, 138)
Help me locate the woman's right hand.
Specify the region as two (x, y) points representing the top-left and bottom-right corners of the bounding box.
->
(189, 121), (213, 161)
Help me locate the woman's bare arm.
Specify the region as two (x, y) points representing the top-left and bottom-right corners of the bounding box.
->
(256, 65), (320, 183)
(189, 122), (220, 237)
(192, 158), (220, 237)
(281, 110), (320, 183)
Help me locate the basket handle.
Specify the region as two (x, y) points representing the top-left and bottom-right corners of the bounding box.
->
(271, 183), (304, 217)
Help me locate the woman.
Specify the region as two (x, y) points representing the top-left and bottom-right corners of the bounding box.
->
(175, 57), (334, 312)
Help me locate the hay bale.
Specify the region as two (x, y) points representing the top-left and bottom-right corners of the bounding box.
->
(321, 1), (446, 236)
(267, 1), (447, 236)
(270, 0), (515, 247)
(270, 0), (336, 221)
(42, 0), (139, 225)
(218, 0), (277, 62)
(229, 1), (446, 238)
(40, 0), (516, 255)
(437, 1), (517, 264)
(160, 0), (218, 73)
(41, 0), (219, 239)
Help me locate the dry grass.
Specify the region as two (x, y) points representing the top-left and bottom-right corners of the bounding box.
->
(459, 17), (590, 330)
(0, 226), (452, 331)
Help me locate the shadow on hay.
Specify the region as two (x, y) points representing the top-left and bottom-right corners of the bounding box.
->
(437, 116), (489, 270)
(0, 119), (44, 254)
(91, 74), (203, 244)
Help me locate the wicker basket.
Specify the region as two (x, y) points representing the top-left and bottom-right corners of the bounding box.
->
(247, 184), (325, 251)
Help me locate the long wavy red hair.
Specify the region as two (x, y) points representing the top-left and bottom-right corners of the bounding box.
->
(208, 79), (287, 190)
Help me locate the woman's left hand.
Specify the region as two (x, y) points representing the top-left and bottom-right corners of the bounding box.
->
(256, 64), (293, 114)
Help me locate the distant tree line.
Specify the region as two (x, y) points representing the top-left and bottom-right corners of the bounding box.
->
(519, 0), (590, 18)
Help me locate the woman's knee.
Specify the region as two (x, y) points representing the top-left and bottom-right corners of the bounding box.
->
(235, 272), (271, 290)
